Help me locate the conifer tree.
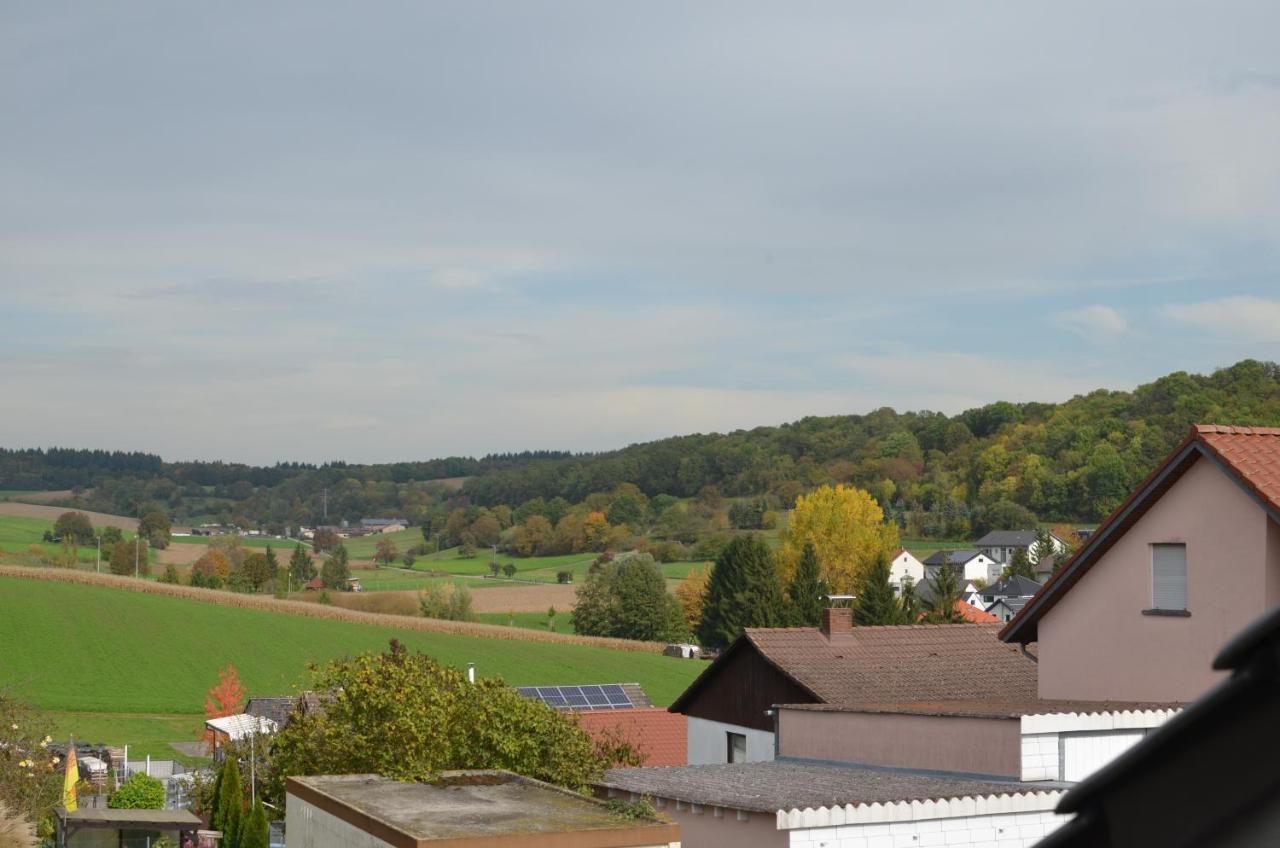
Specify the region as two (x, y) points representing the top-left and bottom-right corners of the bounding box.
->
(320, 544), (350, 590)
(923, 563), (965, 623)
(1031, 529), (1057, 564)
(786, 542), (827, 627)
(1004, 549), (1036, 580)
(696, 535), (785, 649)
(264, 546), (280, 583)
(288, 544), (315, 585)
(853, 552), (904, 626)
(899, 577), (920, 621)
(240, 796), (269, 848)
(214, 756), (243, 847)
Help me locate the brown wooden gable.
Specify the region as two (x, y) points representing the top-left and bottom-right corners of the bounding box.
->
(674, 638), (819, 732)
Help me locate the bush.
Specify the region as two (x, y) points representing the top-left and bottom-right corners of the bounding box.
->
(109, 773), (165, 809)
(159, 564), (181, 585)
(556, 570), (573, 584)
(402, 552), (416, 567)
(501, 563), (517, 578)
(418, 583), (475, 622)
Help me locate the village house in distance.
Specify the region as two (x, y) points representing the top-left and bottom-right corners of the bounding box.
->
(598, 424), (1280, 848)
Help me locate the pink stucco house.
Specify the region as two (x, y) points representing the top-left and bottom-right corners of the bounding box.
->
(1002, 424), (1280, 703)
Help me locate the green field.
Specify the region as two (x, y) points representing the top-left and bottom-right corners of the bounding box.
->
(476, 611), (578, 635)
(382, 546), (706, 587)
(0, 576), (701, 758)
(0, 515), (143, 564)
(901, 538), (974, 558)
(338, 527), (426, 559)
(173, 534), (307, 551)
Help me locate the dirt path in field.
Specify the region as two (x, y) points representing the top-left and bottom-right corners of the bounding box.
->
(7, 490), (74, 504)
(0, 502), (143, 530)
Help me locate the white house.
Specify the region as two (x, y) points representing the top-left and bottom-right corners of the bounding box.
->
(922, 549), (1001, 584)
(888, 548), (925, 593)
(976, 529), (1066, 565)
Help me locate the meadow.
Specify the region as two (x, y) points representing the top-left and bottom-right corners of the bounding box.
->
(0, 574), (702, 758)
(0, 514), (141, 565)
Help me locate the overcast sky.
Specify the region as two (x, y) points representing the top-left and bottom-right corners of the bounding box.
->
(3, 2), (1279, 465)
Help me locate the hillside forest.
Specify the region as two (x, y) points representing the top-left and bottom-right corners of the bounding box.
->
(2, 360), (1278, 555)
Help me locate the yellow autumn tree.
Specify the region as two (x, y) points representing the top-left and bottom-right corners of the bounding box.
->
(780, 485), (900, 593)
(674, 565), (712, 631)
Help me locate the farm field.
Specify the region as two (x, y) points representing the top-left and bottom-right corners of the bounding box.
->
(338, 527), (427, 559)
(391, 545), (707, 585)
(301, 580), (580, 615)
(0, 514), (142, 564)
(0, 575), (701, 758)
(476, 611), (577, 635)
(0, 501), (143, 530)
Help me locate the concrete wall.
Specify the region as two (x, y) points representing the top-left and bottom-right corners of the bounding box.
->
(287, 793), (393, 848)
(785, 809), (1068, 847)
(1038, 456), (1277, 702)
(687, 716), (775, 764)
(777, 710), (1021, 779)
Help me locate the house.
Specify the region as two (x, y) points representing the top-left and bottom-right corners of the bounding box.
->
(668, 608), (1038, 765)
(285, 772), (680, 847)
(922, 549), (1001, 584)
(1002, 424), (1280, 703)
(1040, 602), (1280, 848)
(888, 548), (925, 592)
(361, 518), (409, 533)
(979, 574), (1042, 607)
(598, 761), (1066, 848)
(304, 576), (324, 591)
(986, 595), (1030, 622)
(516, 683), (686, 766)
(976, 530), (1066, 565)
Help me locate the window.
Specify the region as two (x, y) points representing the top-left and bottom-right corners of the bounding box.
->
(727, 732), (747, 763)
(1152, 544), (1187, 611)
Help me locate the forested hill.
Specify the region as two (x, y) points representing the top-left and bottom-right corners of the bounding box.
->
(3, 360), (1279, 528)
(460, 359), (1280, 521)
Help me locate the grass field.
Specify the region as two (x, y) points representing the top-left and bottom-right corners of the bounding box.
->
(0, 514), (143, 564)
(391, 546), (707, 586)
(171, 534), (306, 551)
(0, 575), (701, 758)
(339, 527), (427, 559)
(901, 538), (974, 558)
(475, 611), (577, 635)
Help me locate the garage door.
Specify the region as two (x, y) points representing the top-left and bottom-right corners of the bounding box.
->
(1062, 732), (1145, 782)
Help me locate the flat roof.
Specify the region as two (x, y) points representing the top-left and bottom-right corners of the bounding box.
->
(598, 761), (1059, 814)
(777, 698), (1185, 719)
(288, 772), (677, 846)
(60, 808), (202, 828)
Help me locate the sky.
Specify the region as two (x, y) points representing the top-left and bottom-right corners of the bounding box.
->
(2, 2), (1280, 465)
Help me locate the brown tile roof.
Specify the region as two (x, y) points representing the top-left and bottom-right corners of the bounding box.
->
(674, 623), (1038, 708)
(779, 698), (1184, 719)
(1003, 424), (1280, 644)
(575, 708), (686, 767)
(598, 761), (1055, 813)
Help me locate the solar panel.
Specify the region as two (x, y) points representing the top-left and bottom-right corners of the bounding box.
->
(516, 684), (637, 711)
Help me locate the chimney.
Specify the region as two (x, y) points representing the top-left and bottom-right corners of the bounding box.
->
(820, 607), (853, 638)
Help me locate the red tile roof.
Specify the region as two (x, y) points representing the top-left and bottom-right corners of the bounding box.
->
(1002, 424), (1280, 644)
(953, 602), (1000, 623)
(575, 708), (686, 767)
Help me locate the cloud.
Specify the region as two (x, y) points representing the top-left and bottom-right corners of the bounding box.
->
(1162, 295), (1280, 343)
(1055, 305), (1130, 340)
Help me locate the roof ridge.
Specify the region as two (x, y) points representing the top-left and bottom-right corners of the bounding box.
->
(1194, 423), (1280, 436)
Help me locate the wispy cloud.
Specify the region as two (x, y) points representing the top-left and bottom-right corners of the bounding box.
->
(1055, 305), (1130, 340)
(1163, 295), (1280, 344)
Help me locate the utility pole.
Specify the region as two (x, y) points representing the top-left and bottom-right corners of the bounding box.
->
(322, 488), (328, 522)
(134, 535), (139, 578)
(96, 536), (101, 573)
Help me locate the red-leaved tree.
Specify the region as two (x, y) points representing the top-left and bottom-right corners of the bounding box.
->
(200, 663), (246, 750)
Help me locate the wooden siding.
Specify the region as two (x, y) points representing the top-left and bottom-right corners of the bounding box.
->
(679, 643), (817, 731)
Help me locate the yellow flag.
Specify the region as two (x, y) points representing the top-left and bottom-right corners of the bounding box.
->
(62, 744), (79, 812)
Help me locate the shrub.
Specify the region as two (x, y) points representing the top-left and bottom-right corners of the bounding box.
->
(501, 563), (517, 578)
(556, 570), (573, 584)
(159, 564), (181, 585)
(109, 773), (165, 809)
(402, 552), (416, 568)
(418, 583), (475, 622)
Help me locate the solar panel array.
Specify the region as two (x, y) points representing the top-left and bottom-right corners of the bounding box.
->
(516, 684), (635, 711)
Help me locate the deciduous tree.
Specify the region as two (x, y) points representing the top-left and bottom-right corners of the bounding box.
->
(780, 485), (901, 593)
(674, 566), (711, 631)
(108, 537), (149, 577)
(373, 537), (399, 567)
(572, 555), (686, 642)
(53, 512), (95, 545)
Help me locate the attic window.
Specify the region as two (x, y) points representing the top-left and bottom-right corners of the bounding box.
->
(1150, 543), (1188, 612)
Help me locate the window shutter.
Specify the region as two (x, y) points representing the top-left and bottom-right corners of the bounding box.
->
(1152, 544), (1187, 610)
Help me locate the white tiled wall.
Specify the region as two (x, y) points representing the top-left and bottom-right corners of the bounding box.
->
(1020, 733), (1059, 781)
(787, 810), (1067, 848)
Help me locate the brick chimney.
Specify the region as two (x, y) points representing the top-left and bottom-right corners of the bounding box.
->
(820, 607), (853, 638)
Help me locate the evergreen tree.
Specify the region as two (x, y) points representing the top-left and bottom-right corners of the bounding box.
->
(214, 756), (243, 847)
(320, 544), (350, 590)
(240, 796), (269, 848)
(264, 547), (280, 583)
(853, 553), (904, 626)
(786, 542), (827, 627)
(1004, 549), (1036, 580)
(899, 577), (920, 621)
(1031, 529), (1057, 564)
(696, 535), (785, 649)
(923, 564), (965, 623)
(288, 544), (315, 585)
